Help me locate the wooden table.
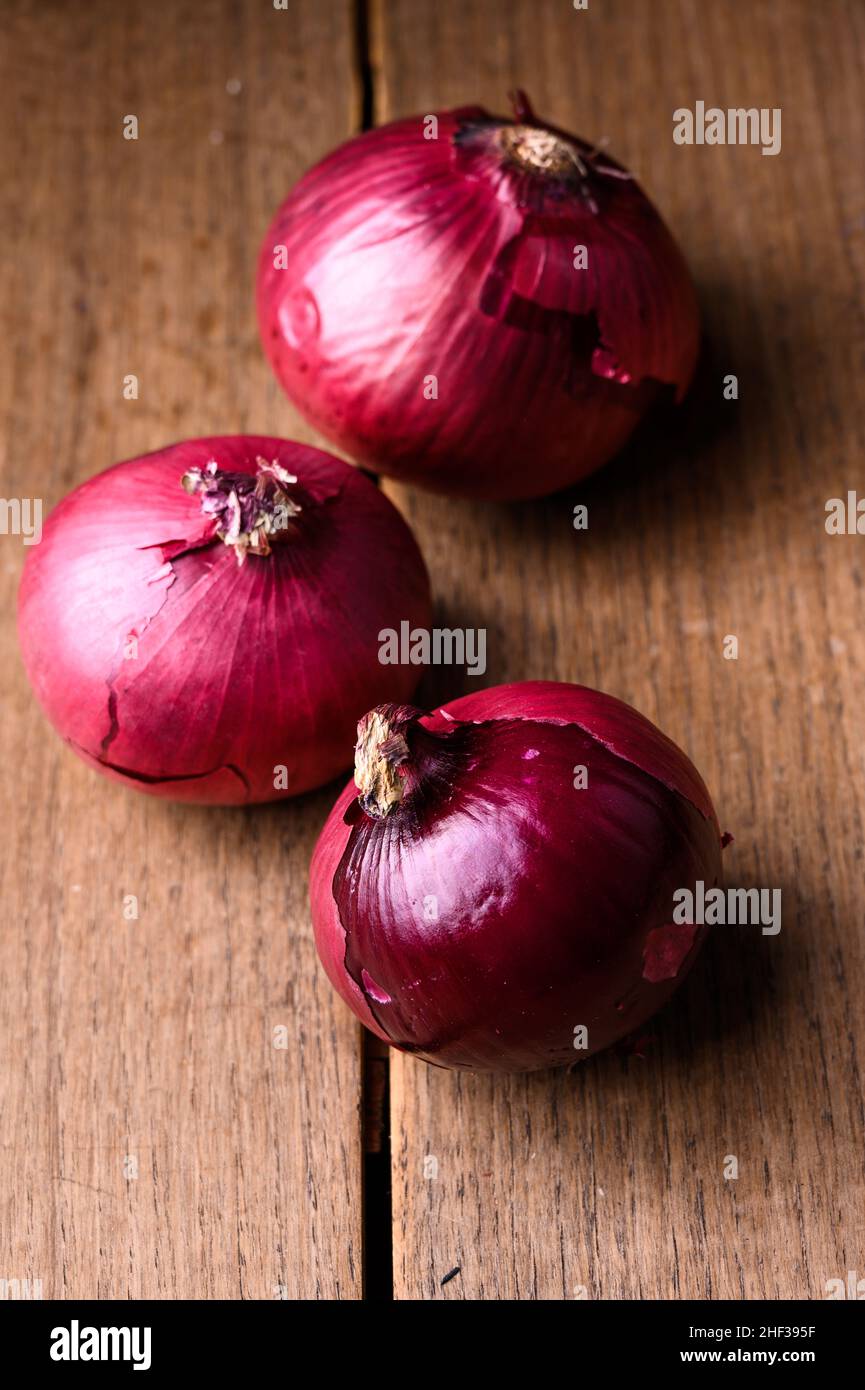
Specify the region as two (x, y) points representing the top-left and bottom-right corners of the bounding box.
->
(1, 0), (863, 1300)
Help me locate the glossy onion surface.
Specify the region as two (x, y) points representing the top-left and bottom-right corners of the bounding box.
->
(310, 682), (723, 1071)
(258, 99), (700, 499)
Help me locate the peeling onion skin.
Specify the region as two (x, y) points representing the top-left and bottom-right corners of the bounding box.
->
(310, 682), (724, 1072)
(18, 436), (432, 804)
(258, 99), (700, 500)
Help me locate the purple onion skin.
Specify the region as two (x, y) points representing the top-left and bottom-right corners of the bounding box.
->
(258, 104), (700, 500)
(310, 682), (724, 1072)
(18, 436), (431, 805)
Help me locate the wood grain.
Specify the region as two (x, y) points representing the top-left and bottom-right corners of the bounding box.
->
(0, 0), (365, 1299)
(375, 0), (865, 1298)
(3, 0), (864, 1304)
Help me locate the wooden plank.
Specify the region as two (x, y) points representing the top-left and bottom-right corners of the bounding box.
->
(376, 0), (865, 1298)
(0, 0), (364, 1299)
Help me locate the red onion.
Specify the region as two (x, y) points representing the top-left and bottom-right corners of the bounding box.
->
(18, 436), (431, 804)
(310, 682), (724, 1071)
(258, 92), (699, 500)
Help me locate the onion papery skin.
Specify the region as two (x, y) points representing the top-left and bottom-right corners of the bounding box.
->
(310, 682), (723, 1072)
(18, 436), (431, 804)
(257, 100), (700, 500)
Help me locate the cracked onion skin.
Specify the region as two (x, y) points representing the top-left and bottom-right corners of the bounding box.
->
(257, 95), (700, 500)
(17, 436), (431, 804)
(310, 682), (723, 1072)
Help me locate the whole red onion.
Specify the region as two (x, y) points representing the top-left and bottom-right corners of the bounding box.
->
(310, 682), (723, 1071)
(18, 436), (431, 804)
(258, 92), (700, 500)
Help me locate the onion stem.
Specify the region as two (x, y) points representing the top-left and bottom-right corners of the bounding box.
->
(354, 707), (414, 818)
(182, 456), (301, 564)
